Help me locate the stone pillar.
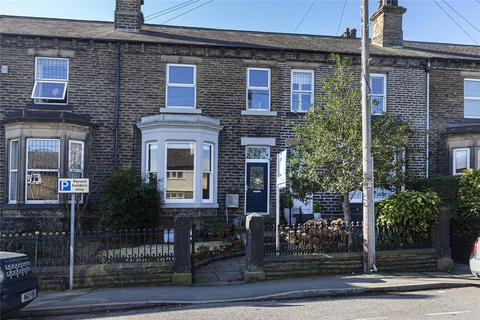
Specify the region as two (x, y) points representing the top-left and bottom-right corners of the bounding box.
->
(172, 214), (192, 285)
(432, 207), (454, 272)
(244, 213), (265, 282)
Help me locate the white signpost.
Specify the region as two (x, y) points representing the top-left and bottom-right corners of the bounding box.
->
(276, 150), (288, 253)
(58, 178), (89, 290)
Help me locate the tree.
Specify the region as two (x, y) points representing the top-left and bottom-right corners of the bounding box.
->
(289, 55), (414, 223)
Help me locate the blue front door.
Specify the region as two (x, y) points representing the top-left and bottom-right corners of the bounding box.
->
(246, 162), (268, 213)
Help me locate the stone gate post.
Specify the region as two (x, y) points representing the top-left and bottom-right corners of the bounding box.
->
(432, 206), (454, 272)
(172, 214), (192, 285)
(244, 213), (265, 282)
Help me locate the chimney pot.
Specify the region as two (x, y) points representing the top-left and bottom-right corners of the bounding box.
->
(350, 28), (357, 38)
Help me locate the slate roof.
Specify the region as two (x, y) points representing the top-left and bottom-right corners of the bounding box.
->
(1, 15), (479, 61)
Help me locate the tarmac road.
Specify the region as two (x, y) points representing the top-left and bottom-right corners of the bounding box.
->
(36, 287), (480, 320)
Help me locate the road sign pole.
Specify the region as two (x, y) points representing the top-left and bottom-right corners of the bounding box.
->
(361, 0), (376, 272)
(69, 193), (75, 290)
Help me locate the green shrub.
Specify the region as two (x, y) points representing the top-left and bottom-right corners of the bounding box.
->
(377, 190), (440, 244)
(410, 175), (460, 210)
(459, 168), (480, 219)
(100, 169), (163, 229)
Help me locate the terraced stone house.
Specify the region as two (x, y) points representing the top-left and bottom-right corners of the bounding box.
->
(1, 0), (479, 231)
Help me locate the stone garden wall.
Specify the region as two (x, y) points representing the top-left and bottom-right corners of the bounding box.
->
(264, 248), (438, 280)
(36, 261), (173, 291)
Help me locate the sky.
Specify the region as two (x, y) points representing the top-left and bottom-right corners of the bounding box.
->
(1, 0), (479, 45)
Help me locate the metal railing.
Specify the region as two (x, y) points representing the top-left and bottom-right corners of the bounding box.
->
(264, 219), (432, 256)
(0, 228), (175, 269)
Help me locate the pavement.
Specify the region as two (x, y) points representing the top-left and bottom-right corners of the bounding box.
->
(194, 256), (244, 285)
(16, 266), (479, 318)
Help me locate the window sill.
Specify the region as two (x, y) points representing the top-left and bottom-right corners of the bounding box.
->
(160, 107), (201, 114)
(241, 110), (277, 117)
(1, 203), (62, 210)
(163, 202), (219, 209)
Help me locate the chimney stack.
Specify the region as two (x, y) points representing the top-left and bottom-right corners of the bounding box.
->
(114, 0), (144, 32)
(371, 0), (407, 47)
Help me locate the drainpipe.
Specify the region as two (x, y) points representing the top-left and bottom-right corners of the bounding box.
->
(114, 42), (121, 170)
(425, 59), (431, 179)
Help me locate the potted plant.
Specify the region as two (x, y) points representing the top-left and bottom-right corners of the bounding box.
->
(313, 201), (322, 219)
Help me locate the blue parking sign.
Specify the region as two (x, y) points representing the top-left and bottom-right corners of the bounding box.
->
(59, 179), (71, 192)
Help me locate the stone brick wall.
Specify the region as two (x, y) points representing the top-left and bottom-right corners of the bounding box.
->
(114, 0), (143, 32)
(1, 34), (429, 230)
(35, 261), (173, 290)
(264, 248), (438, 279)
(428, 61), (480, 177)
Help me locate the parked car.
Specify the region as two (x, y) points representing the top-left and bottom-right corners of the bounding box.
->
(470, 237), (480, 278)
(0, 252), (38, 319)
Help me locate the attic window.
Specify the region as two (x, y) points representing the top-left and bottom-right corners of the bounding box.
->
(31, 57), (69, 103)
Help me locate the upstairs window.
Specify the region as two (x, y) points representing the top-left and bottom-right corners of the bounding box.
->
(453, 148), (470, 176)
(247, 68), (270, 110)
(31, 57), (69, 103)
(370, 74), (387, 115)
(464, 79), (480, 118)
(291, 70), (314, 112)
(166, 64), (196, 108)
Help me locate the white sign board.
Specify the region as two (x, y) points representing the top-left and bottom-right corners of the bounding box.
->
(276, 150), (287, 187)
(58, 178), (89, 193)
(226, 194), (239, 208)
(349, 188), (394, 203)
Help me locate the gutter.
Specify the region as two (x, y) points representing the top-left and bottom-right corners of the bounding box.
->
(114, 42), (121, 170)
(425, 59), (431, 179)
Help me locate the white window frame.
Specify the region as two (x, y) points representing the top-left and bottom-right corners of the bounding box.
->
(25, 138), (60, 204)
(166, 64), (197, 109)
(370, 73), (387, 115)
(477, 148), (480, 169)
(290, 69), (314, 112)
(244, 145), (270, 215)
(452, 148), (471, 176)
(31, 57), (69, 102)
(246, 67), (271, 111)
(145, 142), (158, 181)
(464, 78), (480, 119)
(8, 139), (19, 204)
(165, 141), (196, 204)
(202, 143), (214, 203)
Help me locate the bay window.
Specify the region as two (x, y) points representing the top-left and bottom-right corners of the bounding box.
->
(247, 68), (270, 110)
(464, 79), (480, 118)
(31, 57), (69, 103)
(166, 142), (195, 201)
(166, 64), (196, 108)
(8, 139), (19, 204)
(453, 148), (470, 175)
(146, 142), (158, 181)
(202, 144), (213, 202)
(291, 70), (314, 112)
(370, 74), (387, 115)
(26, 139), (60, 203)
